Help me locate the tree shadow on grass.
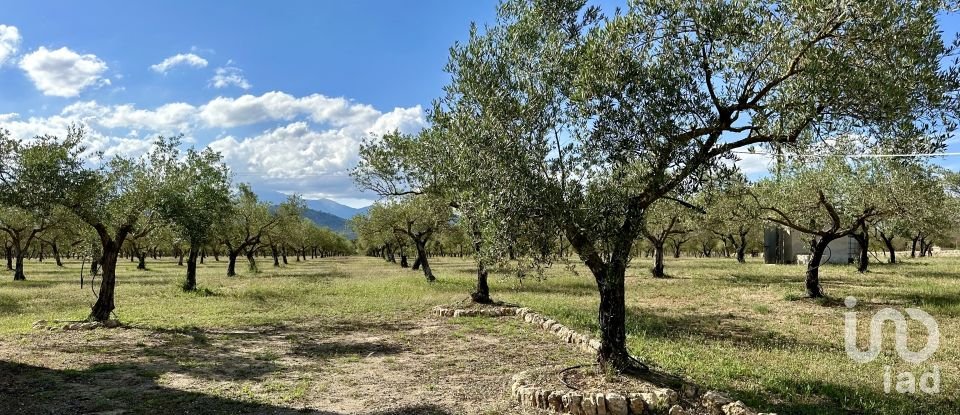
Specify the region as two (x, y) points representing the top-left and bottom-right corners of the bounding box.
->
(45, 318), (421, 384)
(722, 371), (959, 415)
(0, 360), (456, 415)
(623, 307), (838, 355)
(291, 340), (406, 358)
(0, 293), (21, 314)
(616, 305), (960, 415)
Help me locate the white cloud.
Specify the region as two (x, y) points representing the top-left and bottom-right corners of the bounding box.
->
(0, 25), (21, 65)
(199, 92), (301, 127)
(198, 91), (403, 129)
(370, 106), (428, 135)
(0, 91), (426, 199)
(150, 53), (208, 74)
(0, 112), (152, 159)
(209, 66), (251, 89)
(61, 100), (197, 132)
(733, 152), (773, 176)
(19, 46), (108, 97)
(210, 122), (357, 178)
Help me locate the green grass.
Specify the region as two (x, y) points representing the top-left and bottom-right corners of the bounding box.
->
(1, 253), (959, 414)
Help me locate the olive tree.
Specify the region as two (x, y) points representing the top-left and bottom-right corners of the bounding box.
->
(218, 184), (289, 276)
(755, 155), (911, 295)
(355, 125), (560, 302)
(4, 128), (165, 321)
(437, 0), (957, 370)
(386, 196), (452, 282)
(155, 140), (232, 291)
(640, 199), (696, 278)
(700, 174), (763, 263)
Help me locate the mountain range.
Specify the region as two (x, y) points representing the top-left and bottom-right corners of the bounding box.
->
(258, 190), (371, 236)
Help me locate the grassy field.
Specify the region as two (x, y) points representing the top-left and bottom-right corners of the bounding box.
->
(0, 253), (957, 414)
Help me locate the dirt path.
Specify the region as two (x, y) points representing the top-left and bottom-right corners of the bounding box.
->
(0, 314), (589, 414)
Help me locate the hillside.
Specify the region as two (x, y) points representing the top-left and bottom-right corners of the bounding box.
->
(301, 207), (350, 235)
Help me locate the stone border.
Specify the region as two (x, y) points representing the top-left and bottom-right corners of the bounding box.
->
(32, 319), (121, 331)
(510, 369), (772, 415)
(435, 306), (774, 415)
(433, 305), (518, 318)
(511, 369), (677, 415)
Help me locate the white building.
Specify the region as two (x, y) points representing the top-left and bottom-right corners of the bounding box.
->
(763, 227), (858, 265)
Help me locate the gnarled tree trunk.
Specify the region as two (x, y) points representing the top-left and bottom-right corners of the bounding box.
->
(183, 246), (199, 291)
(806, 237), (834, 298)
(227, 252), (238, 277)
(470, 228), (492, 303)
(414, 241), (434, 282)
(854, 229), (869, 273)
(12, 245), (25, 281)
(879, 231), (896, 264)
(651, 241), (665, 278)
(271, 244), (280, 267)
(51, 242), (63, 267)
(246, 248), (257, 273)
(90, 243), (121, 321)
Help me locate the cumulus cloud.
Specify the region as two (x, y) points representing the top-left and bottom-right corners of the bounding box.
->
(207, 104), (425, 177)
(198, 91), (395, 129)
(0, 25), (21, 65)
(150, 53), (208, 73)
(62, 100), (197, 133)
(210, 122), (356, 178)
(19, 46), (108, 97)
(0, 91), (426, 200)
(199, 92), (302, 127)
(209, 66), (251, 89)
(733, 152), (773, 176)
(0, 112), (153, 159)
(370, 106), (428, 135)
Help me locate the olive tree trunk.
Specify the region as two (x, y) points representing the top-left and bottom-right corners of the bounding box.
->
(12, 246), (25, 281)
(52, 242), (63, 267)
(879, 232), (896, 264)
(90, 246), (120, 321)
(227, 252), (238, 277)
(854, 230), (869, 273)
(651, 241), (665, 278)
(183, 246), (199, 291)
(414, 241), (434, 282)
(470, 229), (492, 303)
(806, 237), (835, 298)
(246, 248), (258, 273)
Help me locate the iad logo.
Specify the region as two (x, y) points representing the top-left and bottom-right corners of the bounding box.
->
(844, 296), (941, 394)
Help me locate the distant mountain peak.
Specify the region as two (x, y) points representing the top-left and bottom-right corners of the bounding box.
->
(256, 189), (370, 220)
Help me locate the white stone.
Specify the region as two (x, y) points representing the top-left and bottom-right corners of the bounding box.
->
(654, 388), (679, 406)
(565, 392), (584, 415)
(701, 390), (734, 415)
(627, 393), (647, 414)
(668, 405), (687, 415)
(722, 401), (757, 415)
(641, 392), (666, 413)
(605, 393), (628, 415)
(595, 393), (608, 415)
(549, 391), (564, 411)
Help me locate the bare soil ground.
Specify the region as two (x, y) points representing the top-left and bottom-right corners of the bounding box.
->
(0, 314), (590, 415)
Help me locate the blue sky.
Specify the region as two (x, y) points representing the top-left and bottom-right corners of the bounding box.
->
(0, 1), (502, 207)
(0, 1), (958, 207)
